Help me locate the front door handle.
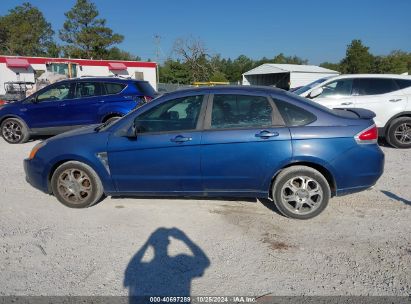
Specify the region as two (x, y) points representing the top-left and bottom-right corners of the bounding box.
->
(389, 99), (402, 102)
(255, 130), (279, 138)
(341, 102), (353, 105)
(98, 100), (105, 103)
(59, 103), (66, 107)
(170, 135), (192, 143)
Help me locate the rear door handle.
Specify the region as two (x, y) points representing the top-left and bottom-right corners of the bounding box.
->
(59, 103), (66, 107)
(170, 135), (192, 143)
(98, 100), (105, 103)
(389, 99), (402, 102)
(341, 102), (353, 105)
(255, 130), (279, 138)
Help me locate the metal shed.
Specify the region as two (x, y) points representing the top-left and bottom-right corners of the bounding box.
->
(242, 64), (339, 90)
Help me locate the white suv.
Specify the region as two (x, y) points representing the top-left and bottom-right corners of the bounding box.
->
(294, 74), (411, 148)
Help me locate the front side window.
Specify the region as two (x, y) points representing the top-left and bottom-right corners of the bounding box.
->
(210, 94), (273, 129)
(37, 83), (73, 102)
(75, 82), (102, 98)
(395, 79), (411, 90)
(355, 78), (398, 95)
(134, 95), (203, 133)
(318, 79), (353, 98)
(275, 100), (316, 127)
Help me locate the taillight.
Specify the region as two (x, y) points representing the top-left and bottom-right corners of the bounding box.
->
(355, 125), (378, 144)
(0, 100), (5, 105)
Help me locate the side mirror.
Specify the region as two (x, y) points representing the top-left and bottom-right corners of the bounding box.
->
(125, 121), (143, 139)
(309, 87), (323, 99)
(125, 124), (137, 138)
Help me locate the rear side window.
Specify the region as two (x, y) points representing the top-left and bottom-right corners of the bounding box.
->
(395, 79), (411, 90)
(211, 94), (273, 129)
(355, 78), (398, 95)
(275, 100), (316, 126)
(75, 82), (102, 98)
(134, 81), (156, 97)
(104, 82), (126, 95)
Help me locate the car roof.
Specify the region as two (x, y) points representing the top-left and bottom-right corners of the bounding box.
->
(57, 77), (148, 83)
(326, 74), (411, 80)
(164, 85), (286, 96)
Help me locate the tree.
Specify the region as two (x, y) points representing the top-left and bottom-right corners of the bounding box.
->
(159, 59), (191, 84)
(0, 2), (55, 56)
(373, 51), (411, 74)
(59, 0), (124, 59)
(320, 62), (341, 72)
(106, 47), (141, 61)
(173, 37), (214, 82)
(340, 39), (375, 73)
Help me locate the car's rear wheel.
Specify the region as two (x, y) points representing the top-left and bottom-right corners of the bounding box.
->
(272, 166), (330, 220)
(51, 161), (104, 208)
(1, 118), (30, 144)
(386, 117), (411, 149)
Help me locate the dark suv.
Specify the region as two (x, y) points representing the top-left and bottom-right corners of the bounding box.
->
(0, 77), (156, 143)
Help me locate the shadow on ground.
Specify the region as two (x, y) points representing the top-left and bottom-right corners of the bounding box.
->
(381, 190), (411, 206)
(124, 227), (210, 303)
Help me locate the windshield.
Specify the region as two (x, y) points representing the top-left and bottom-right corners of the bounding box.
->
(293, 77), (333, 95)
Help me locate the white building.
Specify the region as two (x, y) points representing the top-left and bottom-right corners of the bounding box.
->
(242, 63), (339, 90)
(0, 55), (157, 95)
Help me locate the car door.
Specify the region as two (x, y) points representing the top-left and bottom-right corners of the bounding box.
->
(107, 94), (207, 194)
(352, 78), (407, 128)
(311, 78), (355, 108)
(60, 81), (104, 126)
(23, 82), (75, 129)
(201, 93), (292, 195)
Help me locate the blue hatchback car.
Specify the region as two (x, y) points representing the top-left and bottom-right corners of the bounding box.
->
(0, 77), (156, 144)
(24, 86), (384, 219)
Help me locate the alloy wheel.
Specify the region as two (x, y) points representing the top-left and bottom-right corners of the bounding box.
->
(394, 122), (411, 144)
(57, 168), (93, 204)
(280, 176), (324, 215)
(2, 120), (23, 143)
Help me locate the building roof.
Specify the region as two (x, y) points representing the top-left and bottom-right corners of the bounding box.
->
(243, 63), (339, 76)
(0, 55), (156, 68)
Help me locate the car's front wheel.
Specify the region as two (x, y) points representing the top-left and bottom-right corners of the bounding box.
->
(386, 117), (411, 149)
(1, 118), (30, 144)
(51, 161), (104, 208)
(272, 166), (331, 220)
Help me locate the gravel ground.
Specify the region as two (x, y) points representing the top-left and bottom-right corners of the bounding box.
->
(0, 139), (410, 297)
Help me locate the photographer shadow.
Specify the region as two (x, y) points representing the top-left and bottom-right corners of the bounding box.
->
(124, 227), (210, 303)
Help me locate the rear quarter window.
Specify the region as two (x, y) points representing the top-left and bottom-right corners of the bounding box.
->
(104, 82), (126, 95)
(395, 79), (411, 90)
(274, 99), (317, 126)
(134, 81), (156, 97)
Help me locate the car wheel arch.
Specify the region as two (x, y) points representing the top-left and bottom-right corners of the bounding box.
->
(102, 112), (123, 123)
(269, 161), (337, 198)
(383, 111), (411, 136)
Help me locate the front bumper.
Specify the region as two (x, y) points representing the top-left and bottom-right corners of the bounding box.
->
(24, 158), (49, 194)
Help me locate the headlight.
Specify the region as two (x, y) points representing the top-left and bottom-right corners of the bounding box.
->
(28, 142), (47, 160)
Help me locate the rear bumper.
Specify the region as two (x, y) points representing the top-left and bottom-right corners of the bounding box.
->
(332, 144), (384, 196)
(24, 158), (49, 194)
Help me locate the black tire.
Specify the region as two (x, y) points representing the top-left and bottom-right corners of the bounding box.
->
(272, 166), (331, 220)
(386, 117), (411, 149)
(51, 161), (104, 208)
(1, 118), (30, 144)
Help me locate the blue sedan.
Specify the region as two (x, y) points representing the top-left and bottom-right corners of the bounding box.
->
(24, 86), (384, 219)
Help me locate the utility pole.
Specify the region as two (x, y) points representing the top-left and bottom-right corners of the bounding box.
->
(154, 34), (161, 84)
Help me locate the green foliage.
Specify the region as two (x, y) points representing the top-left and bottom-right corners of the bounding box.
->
(321, 40), (411, 75)
(159, 59), (191, 84)
(0, 2), (55, 56)
(59, 0), (124, 59)
(106, 47), (141, 61)
(340, 40), (375, 73)
(320, 62), (341, 72)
